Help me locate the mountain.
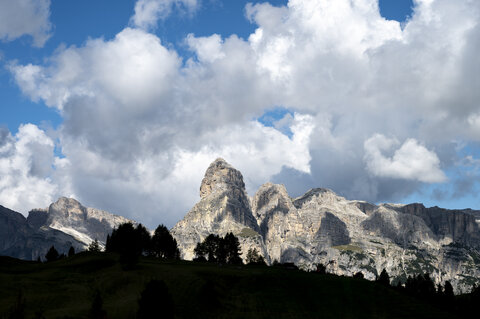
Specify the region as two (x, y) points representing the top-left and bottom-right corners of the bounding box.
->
(172, 158), (480, 293)
(0, 198), (134, 260)
(171, 158), (268, 261)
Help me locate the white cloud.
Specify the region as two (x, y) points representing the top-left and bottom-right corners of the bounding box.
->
(0, 124), (58, 214)
(364, 134), (446, 183)
(7, 0), (480, 226)
(0, 0), (52, 47)
(130, 0), (199, 30)
(186, 34), (225, 63)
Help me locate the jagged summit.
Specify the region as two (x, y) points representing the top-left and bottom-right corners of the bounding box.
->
(172, 158), (265, 261)
(200, 158), (246, 198)
(172, 158), (480, 293)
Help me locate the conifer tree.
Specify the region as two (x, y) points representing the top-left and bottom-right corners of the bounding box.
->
(45, 246), (59, 262)
(151, 225), (180, 259)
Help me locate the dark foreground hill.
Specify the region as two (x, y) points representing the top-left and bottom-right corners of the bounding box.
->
(0, 253), (463, 319)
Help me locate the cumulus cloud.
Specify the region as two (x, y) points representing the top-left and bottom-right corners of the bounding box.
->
(6, 0), (480, 226)
(130, 0), (199, 30)
(0, 124), (59, 214)
(0, 0), (52, 47)
(364, 134), (446, 183)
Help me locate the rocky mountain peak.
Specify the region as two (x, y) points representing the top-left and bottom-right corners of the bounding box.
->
(200, 158), (246, 198)
(49, 197), (86, 219)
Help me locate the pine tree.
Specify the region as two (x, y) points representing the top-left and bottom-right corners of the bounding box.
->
(45, 246), (59, 262)
(444, 281), (454, 298)
(87, 239), (101, 252)
(246, 248), (265, 265)
(151, 225), (180, 259)
(223, 232), (242, 264)
(68, 246), (75, 257)
(377, 268), (390, 286)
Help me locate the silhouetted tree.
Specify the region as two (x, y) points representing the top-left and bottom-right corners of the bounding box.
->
(246, 248), (266, 265)
(193, 233), (242, 264)
(106, 223), (151, 267)
(137, 280), (174, 319)
(353, 272), (364, 279)
(136, 224), (152, 255)
(377, 268), (390, 286)
(193, 241), (207, 262)
(444, 281), (454, 298)
(151, 225), (180, 259)
(45, 246), (59, 262)
(315, 264), (327, 274)
(223, 232), (242, 264)
(405, 273), (436, 298)
(436, 283), (444, 295)
(68, 246), (75, 257)
(89, 290), (106, 319)
(88, 239), (101, 252)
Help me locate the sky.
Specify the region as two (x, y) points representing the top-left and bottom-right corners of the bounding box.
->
(0, 0), (479, 228)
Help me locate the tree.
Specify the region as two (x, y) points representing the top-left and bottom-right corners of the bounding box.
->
(68, 246), (75, 257)
(88, 239), (101, 252)
(246, 248), (265, 265)
(353, 272), (364, 279)
(223, 232), (242, 264)
(136, 224), (152, 255)
(377, 268), (390, 286)
(194, 233), (243, 264)
(444, 281), (454, 298)
(151, 225), (180, 259)
(137, 280), (174, 319)
(45, 246), (59, 262)
(315, 263), (327, 274)
(193, 241), (208, 262)
(105, 223), (152, 267)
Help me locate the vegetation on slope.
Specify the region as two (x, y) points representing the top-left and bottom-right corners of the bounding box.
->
(0, 252), (464, 319)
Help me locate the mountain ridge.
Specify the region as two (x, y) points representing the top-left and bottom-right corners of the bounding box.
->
(0, 197), (135, 260)
(172, 158), (480, 293)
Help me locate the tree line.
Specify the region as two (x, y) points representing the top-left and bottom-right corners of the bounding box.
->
(41, 222), (180, 266)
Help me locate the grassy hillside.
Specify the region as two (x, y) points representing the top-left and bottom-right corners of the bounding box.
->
(0, 253), (458, 318)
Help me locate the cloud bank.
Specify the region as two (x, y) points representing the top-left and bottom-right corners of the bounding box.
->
(5, 0), (480, 227)
(0, 0), (52, 47)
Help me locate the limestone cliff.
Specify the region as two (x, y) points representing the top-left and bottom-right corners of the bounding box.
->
(172, 158), (480, 293)
(0, 198), (135, 260)
(171, 158), (267, 261)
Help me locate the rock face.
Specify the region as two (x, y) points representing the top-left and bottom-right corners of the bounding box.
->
(0, 198), (135, 260)
(171, 158), (267, 261)
(172, 158), (480, 293)
(0, 205), (83, 260)
(43, 197), (134, 247)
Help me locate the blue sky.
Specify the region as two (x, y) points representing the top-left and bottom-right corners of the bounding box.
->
(1, 0), (479, 227)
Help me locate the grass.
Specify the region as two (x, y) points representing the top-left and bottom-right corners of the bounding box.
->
(0, 253), (459, 319)
(237, 228), (260, 238)
(332, 244), (363, 253)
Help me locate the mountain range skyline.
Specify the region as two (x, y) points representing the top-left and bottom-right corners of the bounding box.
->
(1, 0), (480, 230)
